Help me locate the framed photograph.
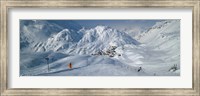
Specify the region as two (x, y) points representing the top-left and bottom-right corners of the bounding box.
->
(1, 0), (199, 95)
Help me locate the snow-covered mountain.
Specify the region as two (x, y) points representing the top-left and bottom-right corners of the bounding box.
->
(123, 27), (143, 38)
(68, 26), (139, 54)
(33, 28), (83, 52)
(135, 20), (180, 50)
(20, 20), (181, 76)
(32, 25), (139, 55)
(20, 20), (82, 51)
(134, 20), (180, 65)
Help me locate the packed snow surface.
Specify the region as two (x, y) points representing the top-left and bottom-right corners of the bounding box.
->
(20, 20), (180, 76)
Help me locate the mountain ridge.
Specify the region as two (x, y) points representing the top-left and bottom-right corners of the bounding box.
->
(29, 25), (140, 55)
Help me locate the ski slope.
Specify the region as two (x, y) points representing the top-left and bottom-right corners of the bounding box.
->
(20, 44), (179, 76)
(20, 20), (180, 76)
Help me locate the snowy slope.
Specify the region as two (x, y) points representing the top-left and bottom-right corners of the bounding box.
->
(135, 20), (180, 63)
(20, 20), (180, 76)
(21, 53), (148, 76)
(135, 20), (180, 49)
(123, 28), (143, 38)
(21, 46), (179, 76)
(113, 44), (180, 76)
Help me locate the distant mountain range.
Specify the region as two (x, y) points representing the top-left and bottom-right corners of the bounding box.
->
(20, 20), (180, 55)
(20, 20), (139, 55)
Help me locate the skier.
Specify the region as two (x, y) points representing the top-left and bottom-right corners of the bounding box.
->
(68, 62), (72, 69)
(137, 67), (142, 72)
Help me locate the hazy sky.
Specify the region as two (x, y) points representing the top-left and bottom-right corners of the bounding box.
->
(76, 20), (163, 32)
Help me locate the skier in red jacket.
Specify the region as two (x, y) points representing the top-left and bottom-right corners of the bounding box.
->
(68, 62), (72, 69)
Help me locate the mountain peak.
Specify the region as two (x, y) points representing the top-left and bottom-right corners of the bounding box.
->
(53, 28), (82, 42)
(93, 25), (113, 35)
(54, 29), (70, 41)
(95, 25), (109, 30)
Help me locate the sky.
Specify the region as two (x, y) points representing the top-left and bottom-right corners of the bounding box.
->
(22, 19), (164, 34)
(75, 20), (163, 32)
